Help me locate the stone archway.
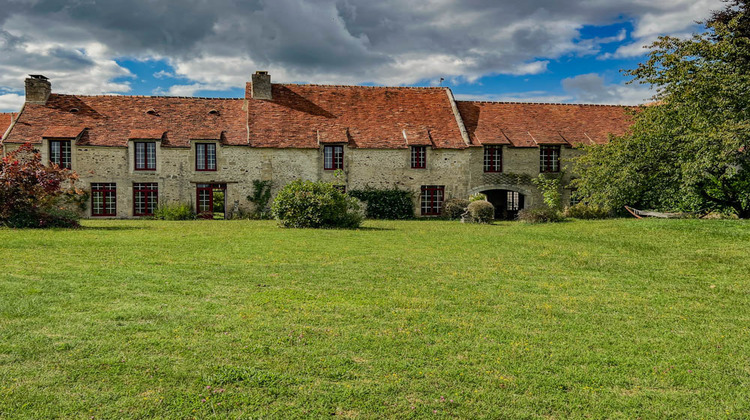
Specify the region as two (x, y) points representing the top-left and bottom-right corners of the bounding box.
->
(469, 184), (534, 220)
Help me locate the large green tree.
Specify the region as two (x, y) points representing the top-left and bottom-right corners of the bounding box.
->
(572, 1), (750, 218)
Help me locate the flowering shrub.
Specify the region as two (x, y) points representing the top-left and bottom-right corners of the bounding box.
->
(272, 180), (364, 228)
(0, 143), (83, 228)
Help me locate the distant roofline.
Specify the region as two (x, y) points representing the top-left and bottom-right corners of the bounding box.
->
(457, 100), (634, 107)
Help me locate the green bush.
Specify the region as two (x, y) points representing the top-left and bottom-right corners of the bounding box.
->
(347, 188), (413, 219)
(518, 207), (565, 223)
(564, 203), (611, 219)
(466, 200), (495, 223)
(272, 180), (364, 228)
(443, 198), (470, 220)
(469, 193), (487, 202)
(154, 203), (196, 220)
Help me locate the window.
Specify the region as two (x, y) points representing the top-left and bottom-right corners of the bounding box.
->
(411, 146), (426, 169)
(195, 143), (217, 171)
(324, 145), (344, 170)
(540, 145), (561, 173)
(135, 142), (156, 171)
(507, 191), (520, 211)
(484, 145), (502, 173)
(421, 185), (445, 216)
(133, 183), (158, 216)
(91, 183), (116, 217)
(49, 140), (71, 169)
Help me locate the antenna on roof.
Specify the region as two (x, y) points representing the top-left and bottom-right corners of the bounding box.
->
(439, 77), (445, 86)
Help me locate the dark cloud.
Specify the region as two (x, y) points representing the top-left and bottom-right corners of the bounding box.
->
(0, 0), (722, 109)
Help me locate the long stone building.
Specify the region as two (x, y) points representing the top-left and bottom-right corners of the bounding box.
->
(1, 72), (633, 219)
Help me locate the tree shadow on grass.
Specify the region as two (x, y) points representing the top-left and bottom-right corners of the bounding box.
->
(81, 226), (149, 231)
(355, 226), (395, 231)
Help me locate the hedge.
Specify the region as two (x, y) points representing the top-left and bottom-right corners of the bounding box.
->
(347, 188), (414, 219)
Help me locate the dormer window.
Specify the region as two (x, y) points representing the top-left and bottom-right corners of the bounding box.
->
(69, 108), (79, 113)
(540, 145), (561, 173)
(196, 143), (217, 171)
(49, 140), (71, 169)
(134, 142), (156, 171)
(324, 145), (343, 170)
(208, 109), (220, 116)
(484, 145), (502, 173)
(146, 109), (158, 116)
(411, 146), (426, 169)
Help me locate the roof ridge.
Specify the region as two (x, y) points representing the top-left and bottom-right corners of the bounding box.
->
(51, 93), (243, 100)
(273, 83), (445, 90)
(458, 100), (632, 107)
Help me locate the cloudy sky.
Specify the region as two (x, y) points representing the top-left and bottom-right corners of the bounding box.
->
(0, 0), (724, 112)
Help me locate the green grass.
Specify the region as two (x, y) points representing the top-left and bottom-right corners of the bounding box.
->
(1, 219), (749, 418)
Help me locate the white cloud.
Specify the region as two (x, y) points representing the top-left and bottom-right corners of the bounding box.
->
(153, 70), (176, 79)
(0, 93), (23, 112)
(562, 73), (653, 105)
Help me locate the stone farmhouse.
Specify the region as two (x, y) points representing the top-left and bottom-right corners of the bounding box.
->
(1, 72), (633, 219)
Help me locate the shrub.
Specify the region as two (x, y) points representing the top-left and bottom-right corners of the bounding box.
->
(443, 198), (470, 220)
(466, 200), (495, 224)
(272, 180), (364, 228)
(154, 202), (196, 220)
(518, 207), (565, 223)
(0, 143), (82, 228)
(469, 193), (487, 202)
(246, 180), (273, 219)
(347, 188), (413, 219)
(564, 203), (611, 219)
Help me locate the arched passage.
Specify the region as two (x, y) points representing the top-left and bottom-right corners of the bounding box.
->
(469, 184), (533, 221)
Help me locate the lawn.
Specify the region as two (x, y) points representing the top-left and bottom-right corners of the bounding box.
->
(1, 219), (749, 418)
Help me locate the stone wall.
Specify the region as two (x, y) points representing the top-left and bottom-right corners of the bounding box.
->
(2, 141), (584, 218)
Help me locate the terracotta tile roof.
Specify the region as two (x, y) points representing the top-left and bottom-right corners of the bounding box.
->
(3, 94), (246, 147)
(0, 113), (15, 139)
(456, 101), (635, 147)
(42, 125), (86, 138)
(128, 128), (166, 140)
(246, 84), (467, 149)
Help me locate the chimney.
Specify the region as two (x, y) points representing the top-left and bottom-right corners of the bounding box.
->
(25, 75), (51, 104)
(251, 71), (272, 100)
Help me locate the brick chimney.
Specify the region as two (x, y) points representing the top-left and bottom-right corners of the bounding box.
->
(25, 75), (51, 104)
(251, 71), (272, 100)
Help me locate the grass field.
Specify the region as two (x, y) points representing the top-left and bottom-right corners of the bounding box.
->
(1, 219), (749, 418)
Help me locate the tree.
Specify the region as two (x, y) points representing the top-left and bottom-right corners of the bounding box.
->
(572, 3), (750, 218)
(0, 143), (83, 227)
